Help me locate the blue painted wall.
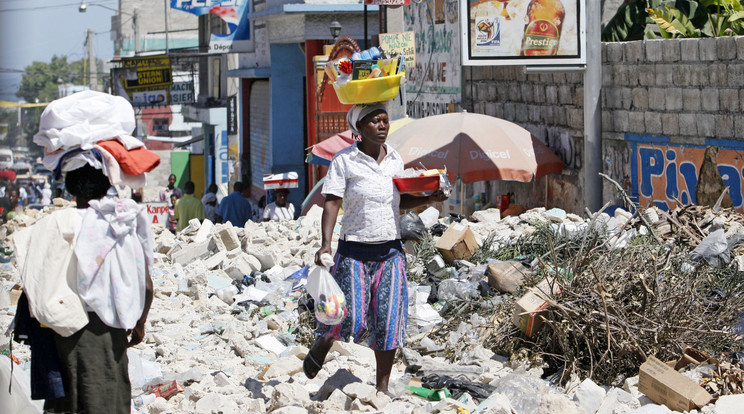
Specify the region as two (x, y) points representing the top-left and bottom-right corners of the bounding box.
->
(269, 43), (307, 217)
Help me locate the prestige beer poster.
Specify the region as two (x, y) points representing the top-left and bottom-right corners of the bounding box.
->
(461, 0), (586, 66)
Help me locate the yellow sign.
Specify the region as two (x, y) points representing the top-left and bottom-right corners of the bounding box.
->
(378, 31), (416, 68)
(120, 55), (173, 89)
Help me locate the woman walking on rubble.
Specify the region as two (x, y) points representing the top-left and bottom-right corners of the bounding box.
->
(13, 91), (156, 413)
(303, 102), (448, 395)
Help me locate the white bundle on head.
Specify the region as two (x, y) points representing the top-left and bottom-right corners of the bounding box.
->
(33, 90), (136, 154)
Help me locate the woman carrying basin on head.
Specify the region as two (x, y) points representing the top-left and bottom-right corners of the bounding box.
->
(303, 102), (448, 395)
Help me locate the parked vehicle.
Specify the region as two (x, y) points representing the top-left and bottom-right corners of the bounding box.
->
(0, 149), (13, 170)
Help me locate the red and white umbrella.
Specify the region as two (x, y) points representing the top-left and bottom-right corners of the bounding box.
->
(387, 112), (564, 183)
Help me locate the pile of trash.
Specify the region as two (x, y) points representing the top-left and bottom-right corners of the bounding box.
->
(1, 200), (743, 413)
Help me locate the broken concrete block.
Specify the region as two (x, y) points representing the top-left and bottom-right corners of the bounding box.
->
(170, 239), (211, 265)
(343, 382), (390, 410)
(269, 406), (310, 414)
(155, 230), (177, 253)
(193, 219), (214, 243)
(249, 247), (278, 271)
(260, 356), (303, 380)
(325, 388), (352, 411)
(204, 250), (227, 270)
(538, 394), (583, 414)
(224, 254), (261, 280)
(473, 392), (514, 414)
(213, 371), (232, 387)
(315, 369), (363, 401)
(349, 398), (376, 412)
(573, 378), (606, 414)
(269, 382), (310, 411)
(180, 218), (202, 234)
(194, 392), (239, 414)
(714, 394), (744, 414)
(625, 405), (671, 414)
(330, 341), (376, 366)
(214, 225), (240, 251)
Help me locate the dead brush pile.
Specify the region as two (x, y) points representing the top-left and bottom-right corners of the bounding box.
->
(470, 204), (744, 387)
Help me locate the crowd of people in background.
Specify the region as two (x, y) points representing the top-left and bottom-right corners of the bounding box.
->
(158, 174), (295, 234)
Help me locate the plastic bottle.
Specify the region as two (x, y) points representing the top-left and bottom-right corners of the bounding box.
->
(133, 394), (156, 409)
(368, 46), (382, 60)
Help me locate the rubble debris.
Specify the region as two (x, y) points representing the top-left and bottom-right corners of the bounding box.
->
(1, 198), (743, 413)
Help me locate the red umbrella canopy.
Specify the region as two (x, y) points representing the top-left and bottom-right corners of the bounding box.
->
(387, 112), (564, 183)
(306, 117), (415, 165)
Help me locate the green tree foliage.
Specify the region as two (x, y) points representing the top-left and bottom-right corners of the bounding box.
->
(603, 0), (744, 41)
(16, 55), (85, 103)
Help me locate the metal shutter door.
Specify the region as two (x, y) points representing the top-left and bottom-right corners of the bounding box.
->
(249, 80), (271, 188)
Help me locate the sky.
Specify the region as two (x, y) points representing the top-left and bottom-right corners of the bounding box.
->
(0, 0), (117, 101)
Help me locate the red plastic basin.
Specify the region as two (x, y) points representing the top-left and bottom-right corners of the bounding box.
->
(393, 175), (440, 193)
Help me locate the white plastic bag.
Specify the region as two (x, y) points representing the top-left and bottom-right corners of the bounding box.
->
(306, 254), (348, 325)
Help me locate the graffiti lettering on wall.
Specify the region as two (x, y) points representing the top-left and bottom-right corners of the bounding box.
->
(627, 134), (744, 212)
(543, 128), (581, 170)
(408, 100), (454, 119)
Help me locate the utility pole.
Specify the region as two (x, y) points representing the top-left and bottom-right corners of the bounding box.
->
(133, 8), (140, 54)
(583, 0), (602, 212)
(164, 0), (169, 53)
(87, 28), (98, 91)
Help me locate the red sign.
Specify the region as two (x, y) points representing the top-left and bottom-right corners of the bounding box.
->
(365, 0), (410, 5)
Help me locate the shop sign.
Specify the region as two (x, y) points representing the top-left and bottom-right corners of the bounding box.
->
(170, 82), (195, 104)
(379, 31), (416, 68)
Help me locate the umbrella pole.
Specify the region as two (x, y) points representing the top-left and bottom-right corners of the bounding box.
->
(460, 180), (464, 215)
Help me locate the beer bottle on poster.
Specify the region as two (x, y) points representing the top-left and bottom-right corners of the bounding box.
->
(520, 0), (565, 56)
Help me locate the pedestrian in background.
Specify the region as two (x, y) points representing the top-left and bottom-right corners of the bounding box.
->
(263, 188), (295, 221)
(159, 174), (182, 202)
(201, 183), (219, 222)
(168, 193), (179, 233)
(174, 181), (204, 232)
(216, 181), (252, 227)
(0, 185), (22, 223)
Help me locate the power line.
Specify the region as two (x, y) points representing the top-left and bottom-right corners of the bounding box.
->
(0, 0), (115, 13)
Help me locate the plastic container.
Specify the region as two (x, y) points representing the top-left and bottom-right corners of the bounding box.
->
(393, 175), (440, 193)
(333, 73), (404, 104)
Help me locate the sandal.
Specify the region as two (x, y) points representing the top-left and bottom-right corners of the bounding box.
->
(303, 351), (324, 379)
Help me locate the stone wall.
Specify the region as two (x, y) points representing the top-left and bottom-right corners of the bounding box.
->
(462, 37), (744, 215)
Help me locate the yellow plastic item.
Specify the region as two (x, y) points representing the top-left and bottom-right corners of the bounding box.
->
(333, 73), (404, 104)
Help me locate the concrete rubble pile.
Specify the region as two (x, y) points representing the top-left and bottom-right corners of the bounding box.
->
(0, 202), (742, 414)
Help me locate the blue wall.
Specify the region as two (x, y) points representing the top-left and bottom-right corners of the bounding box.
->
(269, 43), (307, 216)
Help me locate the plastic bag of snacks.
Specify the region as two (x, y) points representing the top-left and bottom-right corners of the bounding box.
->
(306, 254), (348, 325)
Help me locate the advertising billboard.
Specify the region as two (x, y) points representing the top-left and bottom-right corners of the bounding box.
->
(461, 0), (586, 66)
(170, 0), (251, 53)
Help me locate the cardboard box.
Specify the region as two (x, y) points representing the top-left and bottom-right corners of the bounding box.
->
(511, 278), (561, 337)
(487, 261), (528, 294)
(434, 223), (478, 263)
(673, 346), (711, 371)
(638, 355), (712, 412)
